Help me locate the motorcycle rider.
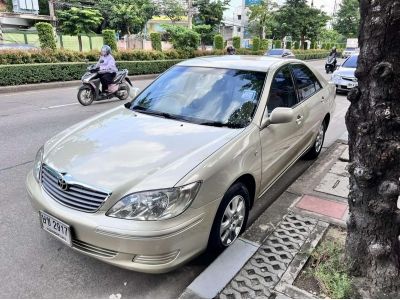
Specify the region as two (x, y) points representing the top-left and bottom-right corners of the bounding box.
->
(328, 47), (338, 69)
(226, 45), (236, 55)
(98, 45), (118, 95)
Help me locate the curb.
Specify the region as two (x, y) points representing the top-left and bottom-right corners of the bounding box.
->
(0, 74), (159, 94)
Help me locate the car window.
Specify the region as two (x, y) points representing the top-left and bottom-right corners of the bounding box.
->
(267, 49), (284, 56)
(290, 64), (322, 101)
(342, 55), (358, 68)
(267, 66), (298, 114)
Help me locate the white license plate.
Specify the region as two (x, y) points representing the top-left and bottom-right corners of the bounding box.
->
(347, 82), (358, 88)
(39, 211), (72, 246)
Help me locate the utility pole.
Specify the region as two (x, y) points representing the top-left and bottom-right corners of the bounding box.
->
(188, 0), (193, 29)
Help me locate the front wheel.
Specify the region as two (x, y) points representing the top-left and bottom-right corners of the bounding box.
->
(303, 121), (326, 160)
(77, 86), (94, 106)
(208, 182), (250, 253)
(116, 83), (130, 100)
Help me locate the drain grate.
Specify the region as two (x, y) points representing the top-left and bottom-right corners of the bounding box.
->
(219, 214), (317, 299)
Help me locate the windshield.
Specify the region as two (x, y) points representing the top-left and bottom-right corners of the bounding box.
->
(267, 49), (284, 56)
(342, 55), (358, 68)
(128, 66), (266, 128)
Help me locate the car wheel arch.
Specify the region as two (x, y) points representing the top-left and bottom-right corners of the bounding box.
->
(323, 113), (330, 129)
(231, 174), (256, 209)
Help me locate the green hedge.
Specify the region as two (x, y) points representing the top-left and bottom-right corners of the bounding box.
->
(35, 22), (57, 51)
(0, 60), (182, 86)
(214, 35), (224, 50)
(233, 36), (241, 49)
(150, 33), (162, 51)
(252, 37), (260, 52)
(102, 30), (117, 52)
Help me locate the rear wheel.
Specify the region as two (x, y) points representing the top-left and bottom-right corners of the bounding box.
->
(208, 182), (250, 253)
(77, 86), (94, 106)
(116, 83), (130, 100)
(303, 121), (326, 160)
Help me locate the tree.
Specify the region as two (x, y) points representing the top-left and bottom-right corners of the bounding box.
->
(247, 0), (277, 39)
(162, 25), (200, 52)
(193, 0), (229, 28)
(97, 0), (157, 35)
(193, 24), (213, 49)
(57, 7), (103, 51)
(333, 0), (360, 38)
(345, 0), (400, 297)
(318, 28), (345, 45)
(273, 0), (329, 49)
(150, 32), (162, 51)
(162, 0), (186, 23)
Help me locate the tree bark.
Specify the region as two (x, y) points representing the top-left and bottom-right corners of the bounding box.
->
(78, 35), (83, 52)
(345, 0), (400, 296)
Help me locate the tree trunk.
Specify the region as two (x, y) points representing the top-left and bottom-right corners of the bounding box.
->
(78, 35), (83, 52)
(300, 34), (305, 50)
(345, 0), (400, 296)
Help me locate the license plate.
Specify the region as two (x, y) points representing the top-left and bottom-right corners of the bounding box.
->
(39, 211), (72, 246)
(347, 82), (358, 88)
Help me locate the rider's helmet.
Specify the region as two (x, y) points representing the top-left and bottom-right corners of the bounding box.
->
(227, 45), (236, 55)
(101, 45), (112, 56)
(331, 47), (337, 52)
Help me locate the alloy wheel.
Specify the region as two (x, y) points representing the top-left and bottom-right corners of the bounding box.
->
(219, 195), (246, 246)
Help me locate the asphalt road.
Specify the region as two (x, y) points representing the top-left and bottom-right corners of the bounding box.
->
(0, 59), (349, 298)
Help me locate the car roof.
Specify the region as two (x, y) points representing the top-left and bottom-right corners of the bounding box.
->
(177, 55), (297, 72)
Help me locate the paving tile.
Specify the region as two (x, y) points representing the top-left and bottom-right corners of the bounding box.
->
(295, 195), (347, 220)
(314, 172), (349, 198)
(328, 161), (349, 177)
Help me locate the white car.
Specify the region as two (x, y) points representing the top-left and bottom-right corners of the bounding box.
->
(332, 54), (358, 93)
(342, 47), (359, 58)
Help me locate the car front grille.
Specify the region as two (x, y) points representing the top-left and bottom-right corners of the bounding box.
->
(72, 239), (118, 258)
(41, 164), (110, 212)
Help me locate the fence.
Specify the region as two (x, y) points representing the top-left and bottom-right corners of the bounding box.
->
(2, 30), (103, 51)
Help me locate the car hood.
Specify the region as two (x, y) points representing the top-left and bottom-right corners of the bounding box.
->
(44, 106), (243, 192)
(334, 67), (356, 78)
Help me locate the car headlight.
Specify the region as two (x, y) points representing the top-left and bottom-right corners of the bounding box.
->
(106, 182), (202, 220)
(332, 74), (341, 81)
(33, 146), (44, 183)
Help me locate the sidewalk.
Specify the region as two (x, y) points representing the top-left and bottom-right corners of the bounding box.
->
(180, 141), (350, 299)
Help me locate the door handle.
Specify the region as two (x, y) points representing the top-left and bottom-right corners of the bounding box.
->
(296, 115), (304, 125)
(321, 96), (326, 103)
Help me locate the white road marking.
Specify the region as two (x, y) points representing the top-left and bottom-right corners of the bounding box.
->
(41, 103), (78, 109)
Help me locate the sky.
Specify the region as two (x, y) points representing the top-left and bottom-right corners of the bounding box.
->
(224, 0), (342, 19)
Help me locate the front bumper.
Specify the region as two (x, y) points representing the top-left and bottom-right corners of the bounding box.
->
(26, 170), (220, 273)
(332, 77), (358, 92)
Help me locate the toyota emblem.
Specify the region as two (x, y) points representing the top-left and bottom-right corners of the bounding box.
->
(57, 177), (68, 191)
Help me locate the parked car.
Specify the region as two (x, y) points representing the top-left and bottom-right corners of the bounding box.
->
(332, 54), (358, 92)
(265, 48), (296, 58)
(26, 56), (335, 273)
(342, 47), (359, 58)
(0, 43), (38, 51)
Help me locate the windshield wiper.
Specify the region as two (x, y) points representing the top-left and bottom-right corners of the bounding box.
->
(131, 106), (186, 121)
(200, 121), (243, 129)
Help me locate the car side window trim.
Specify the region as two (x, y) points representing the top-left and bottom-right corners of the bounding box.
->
(289, 63), (323, 104)
(261, 65), (300, 120)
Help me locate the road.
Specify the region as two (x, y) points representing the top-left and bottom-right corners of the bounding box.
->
(0, 59), (349, 298)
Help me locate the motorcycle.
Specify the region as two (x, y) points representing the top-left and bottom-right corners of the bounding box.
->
(77, 64), (133, 106)
(325, 55), (337, 74)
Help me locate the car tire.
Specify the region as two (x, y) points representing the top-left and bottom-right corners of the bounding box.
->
(303, 121), (326, 160)
(77, 86), (94, 106)
(208, 182), (250, 254)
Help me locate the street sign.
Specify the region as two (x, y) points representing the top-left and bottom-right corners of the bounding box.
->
(245, 0), (261, 7)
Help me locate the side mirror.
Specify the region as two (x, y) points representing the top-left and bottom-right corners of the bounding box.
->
(282, 52), (289, 57)
(260, 107), (294, 129)
(270, 107), (294, 124)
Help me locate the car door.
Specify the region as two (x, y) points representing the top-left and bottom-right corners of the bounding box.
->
(259, 65), (306, 192)
(290, 63), (326, 147)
